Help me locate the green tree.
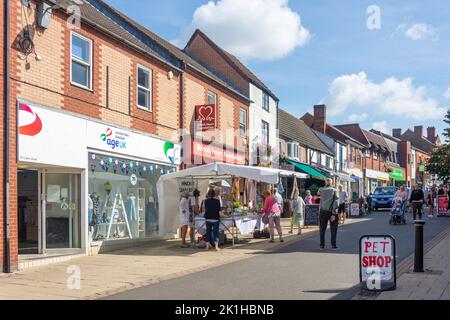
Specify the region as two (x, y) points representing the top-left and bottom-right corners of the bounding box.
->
(427, 109), (450, 181)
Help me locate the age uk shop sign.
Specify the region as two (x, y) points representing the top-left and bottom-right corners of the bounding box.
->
(359, 235), (397, 291)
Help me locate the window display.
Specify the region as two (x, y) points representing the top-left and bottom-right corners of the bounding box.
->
(88, 153), (175, 242)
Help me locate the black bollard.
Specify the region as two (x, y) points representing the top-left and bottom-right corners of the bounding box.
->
(414, 220), (426, 273)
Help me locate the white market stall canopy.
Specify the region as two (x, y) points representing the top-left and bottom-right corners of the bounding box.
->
(157, 163), (307, 236)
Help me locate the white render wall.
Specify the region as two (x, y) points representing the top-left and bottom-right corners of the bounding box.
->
(248, 83), (278, 166)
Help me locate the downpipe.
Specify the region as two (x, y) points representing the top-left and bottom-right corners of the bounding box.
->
(3, 0), (11, 273)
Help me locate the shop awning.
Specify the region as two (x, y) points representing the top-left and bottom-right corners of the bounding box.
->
(287, 160), (328, 180)
(335, 172), (356, 183)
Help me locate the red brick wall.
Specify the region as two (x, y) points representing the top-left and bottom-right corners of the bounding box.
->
(183, 69), (250, 161)
(4, 0), (186, 270)
(186, 33), (249, 97)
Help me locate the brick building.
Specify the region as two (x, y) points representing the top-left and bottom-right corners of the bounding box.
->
(334, 124), (392, 195)
(1, 0), (250, 272)
(393, 126), (439, 187)
(185, 29), (278, 168)
(302, 105), (367, 198)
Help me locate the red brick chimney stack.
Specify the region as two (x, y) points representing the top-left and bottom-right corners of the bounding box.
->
(313, 105), (327, 134)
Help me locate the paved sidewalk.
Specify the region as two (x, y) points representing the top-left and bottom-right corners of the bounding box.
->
(377, 227), (450, 300)
(0, 219), (344, 300)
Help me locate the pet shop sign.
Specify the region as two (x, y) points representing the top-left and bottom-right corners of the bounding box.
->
(360, 235), (397, 291)
(195, 104), (216, 131)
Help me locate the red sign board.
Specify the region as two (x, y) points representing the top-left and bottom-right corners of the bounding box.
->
(437, 196), (449, 217)
(195, 104), (216, 131)
(192, 140), (245, 165)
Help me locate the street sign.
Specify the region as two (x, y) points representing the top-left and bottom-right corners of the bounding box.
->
(350, 203), (360, 217)
(437, 196), (449, 217)
(359, 235), (396, 291)
(304, 205), (319, 226)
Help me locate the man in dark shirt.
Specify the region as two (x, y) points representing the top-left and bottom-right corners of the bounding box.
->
(410, 184), (425, 220)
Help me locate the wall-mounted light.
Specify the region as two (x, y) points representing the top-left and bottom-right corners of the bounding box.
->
(167, 71), (174, 80)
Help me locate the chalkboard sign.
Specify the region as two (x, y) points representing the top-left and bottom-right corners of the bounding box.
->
(305, 205), (320, 226)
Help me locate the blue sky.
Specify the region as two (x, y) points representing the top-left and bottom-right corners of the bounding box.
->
(106, 0), (449, 138)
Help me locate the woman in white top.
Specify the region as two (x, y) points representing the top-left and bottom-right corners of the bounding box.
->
(179, 192), (191, 248)
(338, 185), (348, 224)
(290, 189), (306, 235)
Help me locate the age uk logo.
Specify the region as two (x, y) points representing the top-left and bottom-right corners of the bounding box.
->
(100, 128), (127, 150)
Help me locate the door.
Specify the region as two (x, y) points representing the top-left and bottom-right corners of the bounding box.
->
(42, 171), (81, 250)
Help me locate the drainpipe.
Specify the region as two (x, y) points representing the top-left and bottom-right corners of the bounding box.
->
(179, 62), (186, 169)
(3, 0), (11, 273)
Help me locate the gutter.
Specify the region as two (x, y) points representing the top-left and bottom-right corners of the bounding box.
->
(3, 0), (11, 273)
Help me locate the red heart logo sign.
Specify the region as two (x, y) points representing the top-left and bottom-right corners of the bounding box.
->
(198, 105), (214, 121)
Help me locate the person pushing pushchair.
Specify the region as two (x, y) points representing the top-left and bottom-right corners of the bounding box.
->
(389, 193), (407, 225)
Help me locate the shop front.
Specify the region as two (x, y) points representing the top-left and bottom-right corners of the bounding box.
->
(18, 100), (180, 257)
(387, 167), (406, 187)
(364, 169), (390, 195)
(182, 135), (246, 167)
(347, 168), (363, 200)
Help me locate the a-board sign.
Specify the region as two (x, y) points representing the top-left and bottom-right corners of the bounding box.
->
(350, 203), (360, 217)
(304, 205), (320, 226)
(360, 235), (397, 291)
(178, 179), (197, 196)
(437, 196), (449, 217)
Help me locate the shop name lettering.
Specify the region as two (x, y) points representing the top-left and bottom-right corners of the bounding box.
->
(362, 241), (393, 268)
(101, 129), (129, 150)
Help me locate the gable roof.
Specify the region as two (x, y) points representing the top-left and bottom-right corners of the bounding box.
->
(186, 29), (279, 101)
(400, 129), (437, 154)
(278, 109), (334, 156)
(334, 124), (372, 148)
(301, 113), (365, 148)
(363, 129), (390, 151)
(74, 0), (250, 102)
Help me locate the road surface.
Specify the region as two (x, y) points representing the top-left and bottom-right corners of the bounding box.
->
(106, 210), (450, 300)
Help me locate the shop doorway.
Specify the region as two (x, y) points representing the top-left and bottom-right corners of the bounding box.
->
(18, 169), (82, 255)
(18, 170), (39, 255)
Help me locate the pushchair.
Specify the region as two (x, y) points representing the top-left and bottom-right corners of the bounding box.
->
(389, 199), (407, 225)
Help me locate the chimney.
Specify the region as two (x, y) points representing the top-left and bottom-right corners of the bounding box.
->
(393, 129), (402, 139)
(427, 127), (436, 141)
(313, 105), (327, 134)
(414, 126), (423, 138)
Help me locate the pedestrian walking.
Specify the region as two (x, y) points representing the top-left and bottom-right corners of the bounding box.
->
(262, 190), (284, 243)
(204, 188), (221, 251)
(338, 185), (348, 224)
(427, 187), (436, 218)
(409, 184), (425, 220)
(179, 192), (191, 248)
(305, 190), (313, 205)
(318, 179), (339, 250)
(290, 189), (305, 235)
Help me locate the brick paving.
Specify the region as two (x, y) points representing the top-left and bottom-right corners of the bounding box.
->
(0, 220), (326, 300)
(376, 226), (450, 300)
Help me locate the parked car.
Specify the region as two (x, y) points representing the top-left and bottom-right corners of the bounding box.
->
(369, 187), (397, 211)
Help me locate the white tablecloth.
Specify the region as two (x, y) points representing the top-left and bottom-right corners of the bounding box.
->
(195, 214), (264, 235)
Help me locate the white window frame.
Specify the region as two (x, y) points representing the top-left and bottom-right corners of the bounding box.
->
(261, 120), (269, 145)
(262, 92), (270, 112)
(239, 108), (247, 138)
(136, 65), (152, 111)
(364, 149), (371, 158)
(70, 32), (93, 90)
(207, 91), (217, 106)
(373, 149), (379, 160)
(287, 142), (299, 161)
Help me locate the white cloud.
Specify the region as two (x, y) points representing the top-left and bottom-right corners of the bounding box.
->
(347, 113), (368, 123)
(323, 72), (447, 121)
(373, 121), (389, 134)
(444, 87), (450, 99)
(404, 23), (436, 40)
(175, 0), (311, 61)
